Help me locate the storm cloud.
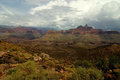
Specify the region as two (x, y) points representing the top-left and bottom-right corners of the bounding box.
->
(0, 0), (120, 30)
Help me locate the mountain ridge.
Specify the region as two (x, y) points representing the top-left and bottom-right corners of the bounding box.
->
(0, 24), (120, 45)
(47, 24), (119, 35)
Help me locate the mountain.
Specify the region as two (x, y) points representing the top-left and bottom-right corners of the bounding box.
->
(0, 24), (120, 46)
(0, 25), (48, 42)
(0, 26), (120, 80)
(57, 24), (119, 34)
(0, 25), (45, 34)
(0, 24), (119, 35)
(37, 25), (120, 48)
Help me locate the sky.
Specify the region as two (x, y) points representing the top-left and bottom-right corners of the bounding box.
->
(0, 0), (120, 30)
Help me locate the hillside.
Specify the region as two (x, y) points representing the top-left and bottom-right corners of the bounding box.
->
(0, 25), (120, 80)
(0, 26), (47, 42)
(0, 24), (120, 46)
(34, 25), (119, 48)
(0, 40), (120, 80)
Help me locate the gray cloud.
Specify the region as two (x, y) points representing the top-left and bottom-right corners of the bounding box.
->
(86, 1), (120, 30)
(0, 0), (120, 30)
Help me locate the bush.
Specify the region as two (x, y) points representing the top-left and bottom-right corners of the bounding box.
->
(4, 61), (48, 80)
(14, 56), (19, 61)
(7, 69), (16, 75)
(75, 60), (93, 68)
(109, 56), (120, 68)
(88, 68), (104, 80)
(45, 60), (55, 68)
(48, 70), (63, 80)
(69, 67), (104, 80)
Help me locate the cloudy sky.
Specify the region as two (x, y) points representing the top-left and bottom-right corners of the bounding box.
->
(0, 0), (120, 30)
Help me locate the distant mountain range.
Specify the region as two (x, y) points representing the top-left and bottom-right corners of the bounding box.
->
(0, 25), (46, 42)
(0, 24), (120, 47)
(0, 25), (57, 31)
(47, 24), (119, 34)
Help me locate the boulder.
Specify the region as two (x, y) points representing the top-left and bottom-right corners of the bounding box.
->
(40, 53), (50, 59)
(34, 56), (42, 62)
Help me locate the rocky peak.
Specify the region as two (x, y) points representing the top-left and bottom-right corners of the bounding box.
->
(63, 25), (119, 34)
(77, 25), (83, 29)
(76, 24), (94, 31)
(85, 24), (89, 27)
(47, 24), (119, 35)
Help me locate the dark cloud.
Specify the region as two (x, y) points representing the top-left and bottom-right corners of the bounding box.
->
(0, 0), (120, 30)
(86, 1), (120, 31)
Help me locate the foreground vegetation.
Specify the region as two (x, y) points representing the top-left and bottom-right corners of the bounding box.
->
(0, 41), (120, 80)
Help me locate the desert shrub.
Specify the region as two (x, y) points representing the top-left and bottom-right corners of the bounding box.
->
(94, 56), (120, 72)
(92, 57), (104, 69)
(71, 67), (89, 80)
(69, 67), (104, 80)
(109, 56), (120, 69)
(48, 70), (63, 80)
(88, 68), (104, 80)
(93, 57), (109, 72)
(75, 60), (93, 68)
(18, 57), (26, 63)
(7, 69), (16, 75)
(4, 61), (48, 80)
(14, 56), (19, 61)
(45, 60), (55, 68)
(65, 67), (75, 73)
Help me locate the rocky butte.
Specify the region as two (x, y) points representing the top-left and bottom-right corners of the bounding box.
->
(52, 24), (120, 34)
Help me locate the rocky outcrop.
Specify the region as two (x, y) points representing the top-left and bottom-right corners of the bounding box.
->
(47, 24), (119, 35)
(67, 24), (119, 34)
(40, 53), (50, 59)
(33, 53), (50, 62)
(34, 56), (42, 62)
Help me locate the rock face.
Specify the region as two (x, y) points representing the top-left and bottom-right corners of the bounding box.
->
(69, 24), (101, 34)
(67, 24), (119, 34)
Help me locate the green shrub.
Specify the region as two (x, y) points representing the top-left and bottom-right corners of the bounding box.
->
(75, 60), (93, 68)
(109, 56), (120, 68)
(69, 67), (104, 80)
(45, 60), (55, 68)
(4, 61), (48, 80)
(7, 69), (16, 75)
(88, 68), (104, 80)
(48, 70), (63, 80)
(14, 56), (19, 61)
